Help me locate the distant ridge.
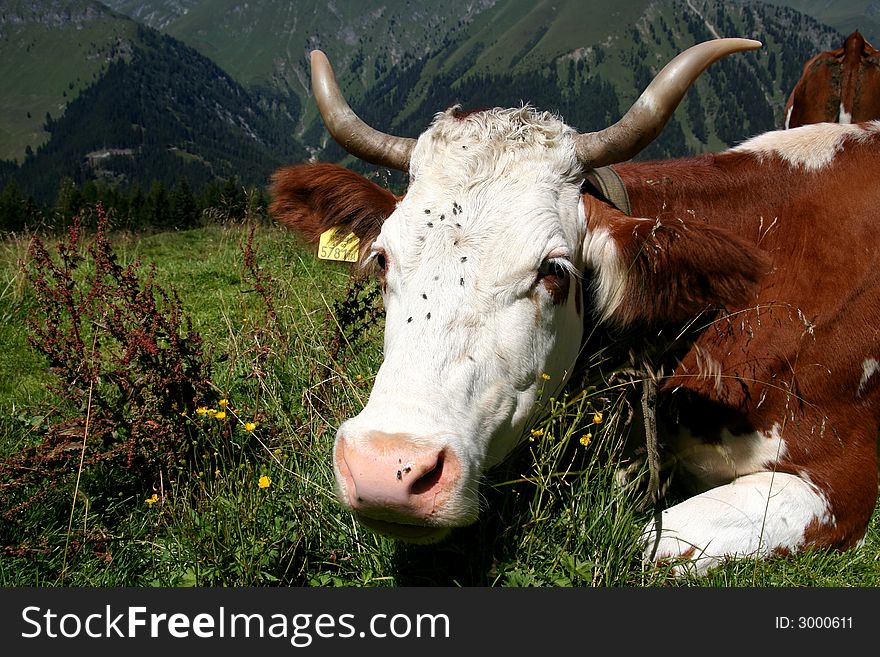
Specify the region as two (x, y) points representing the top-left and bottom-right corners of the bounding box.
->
(0, 2), (304, 203)
(1, 0), (848, 203)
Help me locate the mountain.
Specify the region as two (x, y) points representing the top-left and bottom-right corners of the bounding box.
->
(754, 0), (880, 45)
(0, 0), (851, 209)
(101, 0), (844, 160)
(0, 0), (305, 203)
(0, 0), (136, 163)
(102, 1), (497, 97)
(305, 0), (842, 172)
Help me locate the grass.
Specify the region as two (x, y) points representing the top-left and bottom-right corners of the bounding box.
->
(1, 218), (878, 588)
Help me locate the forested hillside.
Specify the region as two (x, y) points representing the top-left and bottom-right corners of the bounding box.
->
(755, 0), (880, 45)
(5, 25), (304, 204)
(0, 2), (304, 226)
(0, 0), (851, 231)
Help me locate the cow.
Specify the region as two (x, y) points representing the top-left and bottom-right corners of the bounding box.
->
(785, 30), (880, 128)
(270, 38), (880, 576)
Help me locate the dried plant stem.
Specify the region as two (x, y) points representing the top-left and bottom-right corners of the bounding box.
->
(61, 376), (95, 584)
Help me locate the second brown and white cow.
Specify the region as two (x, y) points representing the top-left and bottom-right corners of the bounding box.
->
(271, 38), (880, 575)
(785, 30), (880, 128)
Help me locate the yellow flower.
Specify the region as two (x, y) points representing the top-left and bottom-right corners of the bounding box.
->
(579, 433), (592, 447)
(195, 406), (208, 415)
(258, 475), (271, 489)
(541, 372), (551, 381)
(530, 428), (544, 438)
(218, 399), (229, 408)
(245, 421), (257, 431)
(145, 493), (159, 505)
(355, 374), (363, 381)
(206, 408), (217, 416)
(592, 411), (603, 425)
(215, 411), (227, 420)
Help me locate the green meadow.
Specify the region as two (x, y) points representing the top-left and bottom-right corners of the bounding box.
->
(1, 218), (878, 587)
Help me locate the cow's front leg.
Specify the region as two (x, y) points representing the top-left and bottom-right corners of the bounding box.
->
(642, 471), (833, 576)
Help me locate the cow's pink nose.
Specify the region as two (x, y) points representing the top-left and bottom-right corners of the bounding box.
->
(335, 432), (458, 522)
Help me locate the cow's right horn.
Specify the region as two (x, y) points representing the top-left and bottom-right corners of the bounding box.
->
(574, 38), (762, 169)
(310, 50), (415, 172)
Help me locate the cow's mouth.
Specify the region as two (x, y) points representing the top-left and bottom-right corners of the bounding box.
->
(355, 515), (452, 544)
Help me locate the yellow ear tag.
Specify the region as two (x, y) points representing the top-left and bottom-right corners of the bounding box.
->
(318, 227), (360, 262)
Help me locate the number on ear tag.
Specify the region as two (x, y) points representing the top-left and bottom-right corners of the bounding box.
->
(318, 227), (360, 262)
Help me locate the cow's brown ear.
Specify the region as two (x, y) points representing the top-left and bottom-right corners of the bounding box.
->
(609, 214), (770, 326)
(269, 163), (398, 263)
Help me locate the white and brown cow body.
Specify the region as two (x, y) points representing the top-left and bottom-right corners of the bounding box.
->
(606, 124), (880, 570)
(785, 30), (880, 128)
(271, 39), (880, 574)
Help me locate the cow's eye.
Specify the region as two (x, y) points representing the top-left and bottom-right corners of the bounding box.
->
(538, 258), (569, 281)
(370, 248), (388, 276)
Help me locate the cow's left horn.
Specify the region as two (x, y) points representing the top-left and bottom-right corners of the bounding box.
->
(310, 50), (415, 172)
(575, 38), (762, 169)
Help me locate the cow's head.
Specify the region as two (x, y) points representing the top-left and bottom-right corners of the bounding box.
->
(271, 38), (761, 543)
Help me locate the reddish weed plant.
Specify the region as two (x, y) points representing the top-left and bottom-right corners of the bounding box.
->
(1, 205), (217, 532)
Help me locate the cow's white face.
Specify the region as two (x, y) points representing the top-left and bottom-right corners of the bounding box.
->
(332, 107), (588, 542)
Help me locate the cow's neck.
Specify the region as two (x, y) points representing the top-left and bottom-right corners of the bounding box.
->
(611, 153), (771, 233)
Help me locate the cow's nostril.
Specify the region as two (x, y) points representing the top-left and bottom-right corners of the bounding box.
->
(410, 451), (445, 495)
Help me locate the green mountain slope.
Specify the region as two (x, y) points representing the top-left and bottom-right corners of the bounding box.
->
(0, 0), (139, 162)
(0, 0), (848, 209)
(1, 4), (306, 203)
(103, 0), (499, 115)
(103, 0), (842, 160)
(337, 0), (840, 173)
(755, 0), (880, 45)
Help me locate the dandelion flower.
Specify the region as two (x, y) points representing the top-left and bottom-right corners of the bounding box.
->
(215, 411), (227, 420)
(145, 493), (159, 505)
(579, 433), (592, 447)
(258, 475), (271, 489)
(592, 411), (603, 425)
(245, 421), (257, 431)
(196, 407), (209, 415)
(218, 399), (229, 408)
